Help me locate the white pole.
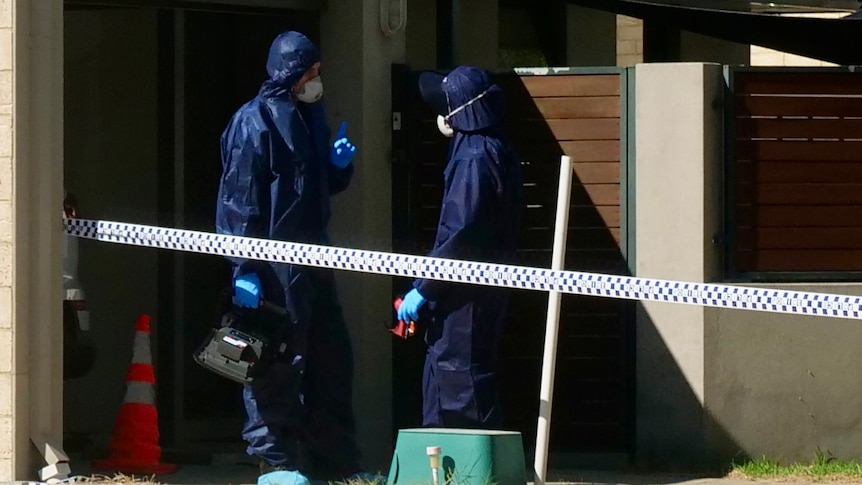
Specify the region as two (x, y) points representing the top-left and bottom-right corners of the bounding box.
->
(533, 155), (574, 485)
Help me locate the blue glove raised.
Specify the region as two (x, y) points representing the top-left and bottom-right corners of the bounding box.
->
(397, 288), (427, 323)
(233, 273), (262, 308)
(330, 121), (357, 169)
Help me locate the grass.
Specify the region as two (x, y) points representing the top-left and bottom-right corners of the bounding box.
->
(728, 449), (862, 482)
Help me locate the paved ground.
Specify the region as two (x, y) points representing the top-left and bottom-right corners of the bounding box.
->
(159, 466), (850, 484)
(2, 468), (851, 485)
(40, 448), (858, 485)
(46, 465), (851, 485)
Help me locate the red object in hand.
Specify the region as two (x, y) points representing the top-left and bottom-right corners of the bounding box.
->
(390, 297), (415, 339)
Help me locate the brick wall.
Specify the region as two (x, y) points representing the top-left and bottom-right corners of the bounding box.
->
(616, 15), (643, 67)
(0, 0), (13, 479)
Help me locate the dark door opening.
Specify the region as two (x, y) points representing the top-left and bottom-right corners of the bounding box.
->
(63, 0), (319, 460)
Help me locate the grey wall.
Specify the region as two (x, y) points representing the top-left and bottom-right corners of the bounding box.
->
(644, 25), (750, 65)
(680, 31), (750, 65)
(321, 0), (405, 472)
(12, 0), (67, 477)
(63, 8), (159, 449)
(453, 0), (498, 68)
(405, 0), (436, 69)
(706, 284), (862, 464)
(566, 5), (617, 66)
(634, 62), (725, 470)
(634, 62), (862, 471)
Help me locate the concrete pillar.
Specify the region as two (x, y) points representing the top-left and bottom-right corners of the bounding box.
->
(452, 0), (498, 69)
(564, 5), (616, 66)
(321, 0), (404, 473)
(405, 0), (436, 70)
(16, 0), (64, 478)
(0, 0), (14, 477)
(634, 62), (724, 470)
(0, 0), (65, 479)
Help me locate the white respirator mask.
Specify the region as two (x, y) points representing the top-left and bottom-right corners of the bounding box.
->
(296, 76), (324, 104)
(436, 86), (492, 138)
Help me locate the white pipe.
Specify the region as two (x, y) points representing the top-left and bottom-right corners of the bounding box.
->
(533, 155), (574, 485)
(427, 446), (441, 485)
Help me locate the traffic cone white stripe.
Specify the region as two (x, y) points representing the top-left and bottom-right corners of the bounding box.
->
(124, 380), (156, 406)
(131, 332), (152, 364)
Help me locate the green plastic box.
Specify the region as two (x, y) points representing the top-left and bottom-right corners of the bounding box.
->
(386, 428), (527, 485)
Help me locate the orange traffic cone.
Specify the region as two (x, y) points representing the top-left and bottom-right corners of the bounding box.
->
(93, 314), (177, 475)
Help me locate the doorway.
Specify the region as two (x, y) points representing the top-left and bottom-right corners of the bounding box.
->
(63, 0), (319, 460)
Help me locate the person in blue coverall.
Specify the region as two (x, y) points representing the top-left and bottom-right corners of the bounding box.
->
(215, 31), (378, 485)
(396, 66), (524, 429)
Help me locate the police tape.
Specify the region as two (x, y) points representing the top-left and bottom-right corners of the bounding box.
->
(65, 218), (862, 320)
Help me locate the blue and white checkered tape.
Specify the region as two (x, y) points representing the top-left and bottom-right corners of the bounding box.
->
(65, 218), (862, 320)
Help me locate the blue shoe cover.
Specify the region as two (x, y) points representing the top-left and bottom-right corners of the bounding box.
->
(258, 470), (311, 485)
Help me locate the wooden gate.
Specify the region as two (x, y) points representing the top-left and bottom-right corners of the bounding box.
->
(727, 67), (862, 278)
(391, 65), (635, 456)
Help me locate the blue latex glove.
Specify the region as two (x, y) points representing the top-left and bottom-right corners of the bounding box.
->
(330, 121), (357, 168)
(397, 288), (427, 323)
(233, 273), (262, 308)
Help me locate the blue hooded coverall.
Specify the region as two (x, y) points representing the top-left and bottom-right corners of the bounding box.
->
(416, 67), (524, 429)
(214, 31), (360, 479)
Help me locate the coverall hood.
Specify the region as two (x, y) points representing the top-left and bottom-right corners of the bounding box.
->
(419, 66), (506, 133)
(262, 30), (321, 96)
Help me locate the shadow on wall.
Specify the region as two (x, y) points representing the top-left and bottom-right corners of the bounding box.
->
(635, 305), (749, 475)
(495, 70), (752, 474)
(494, 71), (633, 460)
